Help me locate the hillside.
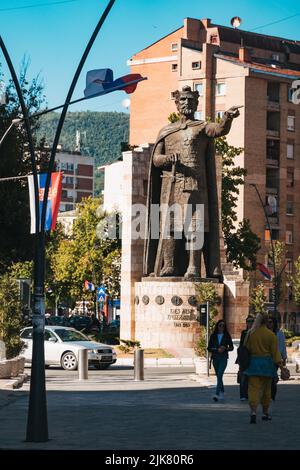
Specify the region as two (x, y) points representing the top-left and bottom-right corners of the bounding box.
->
(36, 111), (129, 193)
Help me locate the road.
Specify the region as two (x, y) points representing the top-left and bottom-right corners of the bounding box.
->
(0, 365), (300, 450)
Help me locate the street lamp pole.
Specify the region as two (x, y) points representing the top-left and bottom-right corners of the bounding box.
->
(249, 183), (278, 317)
(0, 0), (116, 443)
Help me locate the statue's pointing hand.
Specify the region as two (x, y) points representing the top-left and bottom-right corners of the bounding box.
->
(226, 105), (243, 119)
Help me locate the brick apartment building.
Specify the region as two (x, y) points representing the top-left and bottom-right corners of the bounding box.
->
(127, 17), (300, 331)
(55, 150), (94, 212)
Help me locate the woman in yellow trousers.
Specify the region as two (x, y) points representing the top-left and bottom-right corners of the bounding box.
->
(244, 313), (283, 424)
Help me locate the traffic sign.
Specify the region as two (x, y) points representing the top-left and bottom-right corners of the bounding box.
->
(97, 285), (107, 303)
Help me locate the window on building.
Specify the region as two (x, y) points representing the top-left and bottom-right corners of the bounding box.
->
(195, 83), (203, 95)
(171, 43), (178, 51)
(286, 200), (294, 215)
(266, 167), (279, 190)
(210, 35), (218, 44)
(265, 195), (278, 216)
(286, 259), (293, 274)
(266, 139), (280, 161)
(288, 87), (294, 102)
(62, 190), (68, 198)
(267, 81), (280, 102)
(287, 142), (294, 159)
(216, 83), (226, 96)
(271, 53), (280, 61)
(286, 230), (293, 244)
(171, 63), (178, 72)
(265, 228), (279, 241)
(192, 61), (201, 70)
(267, 111), (280, 132)
(194, 111), (203, 120)
(66, 204), (74, 211)
(215, 111), (225, 120)
(287, 115), (295, 131)
(60, 162), (67, 170)
(287, 168), (294, 188)
(68, 163), (74, 171)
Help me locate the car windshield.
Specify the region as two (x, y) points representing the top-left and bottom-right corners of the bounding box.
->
(54, 329), (89, 342)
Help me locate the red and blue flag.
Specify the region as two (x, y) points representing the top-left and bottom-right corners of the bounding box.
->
(28, 172), (62, 233)
(84, 280), (95, 291)
(256, 262), (272, 281)
(84, 68), (144, 99)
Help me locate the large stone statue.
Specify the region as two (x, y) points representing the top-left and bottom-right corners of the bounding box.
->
(143, 86), (240, 280)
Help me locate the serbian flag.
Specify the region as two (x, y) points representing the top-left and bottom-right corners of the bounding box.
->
(84, 68), (145, 98)
(84, 280), (95, 291)
(28, 172), (62, 233)
(257, 262), (272, 281)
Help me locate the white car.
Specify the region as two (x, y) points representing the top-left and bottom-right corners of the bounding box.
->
(20, 326), (117, 371)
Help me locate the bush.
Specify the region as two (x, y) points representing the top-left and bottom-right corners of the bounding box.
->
(282, 329), (294, 340)
(119, 339), (141, 354)
(194, 327), (207, 357)
(0, 274), (25, 359)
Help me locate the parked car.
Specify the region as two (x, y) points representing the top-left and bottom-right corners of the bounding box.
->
(20, 326), (117, 371)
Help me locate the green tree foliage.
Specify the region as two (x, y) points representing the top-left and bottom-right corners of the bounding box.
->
(51, 197), (121, 306)
(217, 136), (260, 270)
(249, 283), (267, 316)
(0, 273), (24, 358)
(194, 282), (219, 356)
(291, 256), (300, 307)
(0, 60), (45, 273)
(268, 240), (286, 304)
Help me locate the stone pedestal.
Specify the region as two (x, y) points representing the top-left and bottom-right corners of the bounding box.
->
(134, 278), (224, 349)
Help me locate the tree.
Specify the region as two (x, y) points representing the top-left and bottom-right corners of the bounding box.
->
(268, 240), (286, 305)
(292, 256), (300, 307)
(194, 282), (219, 356)
(249, 283), (267, 316)
(51, 197), (121, 307)
(217, 136), (260, 270)
(0, 273), (24, 358)
(0, 60), (45, 272)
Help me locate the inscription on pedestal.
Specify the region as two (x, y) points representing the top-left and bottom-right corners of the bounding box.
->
(168, 308), (197, 328)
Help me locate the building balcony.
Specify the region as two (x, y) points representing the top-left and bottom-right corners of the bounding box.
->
(267, 100), (280, 111)
(266, 158), (279, 167)
(61, 196), (74, 202)
(266, 186), (278, 195)
(266, 129), (280, 138)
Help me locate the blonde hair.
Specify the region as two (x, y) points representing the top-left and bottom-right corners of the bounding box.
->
(245, 313), (268, 343)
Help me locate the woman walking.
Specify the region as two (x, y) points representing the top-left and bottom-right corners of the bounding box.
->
(208, 319), (233, 402)
(244, 313), (283, 423)
(267, 317), (287, 400)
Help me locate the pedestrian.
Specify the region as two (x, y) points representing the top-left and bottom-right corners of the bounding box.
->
(267, 317), (287, 400)
(208, 319), (234, 402)
(237, 316), (254, 401)
(244, 313), (284, 423)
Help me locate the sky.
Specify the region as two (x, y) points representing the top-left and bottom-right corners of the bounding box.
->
(0, 0), (300, 113)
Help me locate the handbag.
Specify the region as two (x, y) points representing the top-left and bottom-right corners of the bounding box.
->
(237, 345), (251, 371)
(280, 367), (290, 381)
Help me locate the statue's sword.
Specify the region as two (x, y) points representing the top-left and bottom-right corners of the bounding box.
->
(154, 160), (177, 276)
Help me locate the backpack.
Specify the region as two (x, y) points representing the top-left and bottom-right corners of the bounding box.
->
(237, 345), (250, 371)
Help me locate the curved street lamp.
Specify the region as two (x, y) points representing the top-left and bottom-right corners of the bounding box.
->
(0, 0), (117, 442)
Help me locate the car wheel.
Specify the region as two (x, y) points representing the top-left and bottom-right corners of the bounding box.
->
(61, 352), (78, 371)
(94, 364), (111, 370)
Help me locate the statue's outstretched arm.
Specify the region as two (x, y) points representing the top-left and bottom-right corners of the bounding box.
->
(204, 106), (241, 138)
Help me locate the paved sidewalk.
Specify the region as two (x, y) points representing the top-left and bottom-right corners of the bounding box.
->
(0, 367), (299, 450)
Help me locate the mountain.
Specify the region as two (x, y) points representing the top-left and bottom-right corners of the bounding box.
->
(36, 111), (129, 193)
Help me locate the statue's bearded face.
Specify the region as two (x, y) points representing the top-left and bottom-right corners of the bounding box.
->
(176, 93), (197, 116)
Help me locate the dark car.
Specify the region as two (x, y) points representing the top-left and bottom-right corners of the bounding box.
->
(68, 315), (92, 332)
